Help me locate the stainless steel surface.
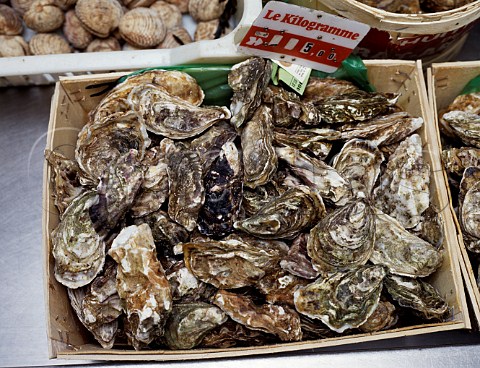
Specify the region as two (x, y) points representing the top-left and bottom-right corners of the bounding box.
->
(1, 24), (480, 368)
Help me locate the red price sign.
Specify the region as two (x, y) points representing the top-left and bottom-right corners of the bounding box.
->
(238, 1), (370, 73)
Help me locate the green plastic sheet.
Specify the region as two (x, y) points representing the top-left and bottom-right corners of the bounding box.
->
(460, 74), (480, 95)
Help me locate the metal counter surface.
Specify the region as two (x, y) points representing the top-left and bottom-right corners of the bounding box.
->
(1, 26), (480, 368)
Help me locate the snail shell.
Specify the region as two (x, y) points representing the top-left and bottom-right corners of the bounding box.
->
(63, 9), (93, 49)
(150, 0), (182, 30)
(75, 0), (124, 38)
(29, 32), (72, 54)
(24, 0), (65, 33)
(0, 35), (29, 57)
(86, 36), (121, 52)
(0, 5), (23, 35)
(119, 8), (166, 48)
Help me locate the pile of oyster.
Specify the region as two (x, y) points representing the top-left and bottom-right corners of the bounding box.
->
(440, 89), (480, 285)
(46, 57), (449, 351)
(355, 0), (475, 14)
(0, 0), (234, 57)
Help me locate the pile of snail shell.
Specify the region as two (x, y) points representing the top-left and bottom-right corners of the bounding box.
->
(0, 0), (234, 57)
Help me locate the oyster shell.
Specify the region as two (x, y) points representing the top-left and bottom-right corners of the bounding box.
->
(332, 139), (384, 196)
(76, 111), (150, 184)
(183, 235), (288, 289)
(275, 145), (352, 206)
(0, 4), (23, 35)
(316, 90), (397, 124)
(460, 180), (480, 241)
(374, 134), (430, 229)
(119, 8), (166, 48)
(234, 186), (325, 240)
(86, 37), (121, 52)
(24, 0), (64, 33)
(189, 0), (228, 22)
(164, 262), (209, 301)
(442, 147), (480, 176)
(163, 303), (227, 349)
(166, 143), (204, 232)
(294, 265), (387, 333)
(359, 300), (398, 333)
(256, 270), (309, 307)
(108, 224), (173, 350)
(150, 0), (182, 29)
(63, 10), (93, 50)
(241, 105), (278, 188)
(200, 320), (275, 348)
(385, 275), (449, 320)
(371, 211), (443, 278)
(198, 141), (243, 238)
(412, 205), (444, 249)
(302, 77), (359, 104)
(0, 35), (29, 57)
(75, 0), (123, 38)
(229, 57), (272, 128)
(29, 33), (71, 55)
(442, 111), (480, 148)
(242, 184), (279, 217)
(422, 0), (473, 12)
(52, 191), (105, 288)
(213, 290), (303, 342)
(339, 112), (423, 147)
(307, 198), (375, 273)
(45, 149), (84, 215)
(130, 83), (230, 139)
(280, 233), (320, 280)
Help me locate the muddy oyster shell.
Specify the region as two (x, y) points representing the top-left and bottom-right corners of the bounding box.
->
(280, 233), (320, 280)
(229, 57), (272, 128)
(242, 184), (279, 217)
(374, 134), (430, 229)
(129, 84), (230, 139)
(0, 5), (23, 35)
(275, 145), (352, 206)
(201, 320), (275, 348)
(385, 275), (449, 320)
(157, 27), (192, 48)
(359, 300), (398, 333)
(332, 139), (384, 196)
(119, 8), (166, 48)
(86, 37), (121, 52)
(189, 0), (227, 22)
(0, 35), (29, 57)
(214, 290), (303, 342)
(45, 149), (84, 215)
(303, 77), (359, 104)
(108, 224), (173, 350)
(198, 141), (243, 238)
(339, 112), (423, 147)
(75, 0), (123, 38)
(183, 235), (288, 289)
(294, 265), (387, 333)
(241, 105), (278, 188)
(29, 33), (71, 55)
(256, 270), (309, 307)
(24, 0), (64, 33)
(234, 186), (325, 240)
(163, 303), (227, 349)
(63, 10), (93, 49)
(442, 111), (480, 148)
(52, 191), (105, 288)
(150, 0), (182, 29)
(371, 211), (443, 278)
(76, 111), (150, 183)
(307, 198), (375, 273)
(442, 147), (480, 176)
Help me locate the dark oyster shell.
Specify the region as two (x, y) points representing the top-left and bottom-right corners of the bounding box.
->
(242, 184), (280, 217)
(442, 111), (480, 148)
(303, 77), (358, 104)
(280, 233), (320, 280)
(200, 320), (275, 348)
(359, 300), (398, 333)
(412, 205), (444, 250)
(213, 289), (303, 342)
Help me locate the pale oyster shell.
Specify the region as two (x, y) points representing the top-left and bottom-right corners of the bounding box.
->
(371, 211), (443, 278)
(24, 0), (64, 33)
(157, 27), (192, 48)
(442, 147), (480, 176)
(213, 289), (303, 342)
(150, 0), (182, 29)
(294, 265), (387, 333)
(0, 35), (29, 57)
(0, 4), (23, 35)
(86, 37), (121, 52)
(52, 191), (105, 288)
(29, 33), (71, 55)
(108, 224), (173, 350)
(374, 133), (430, 229)
(460, 179), (480, 241)
(119, 8), (166, 48)
(75, 0), (123, 38)
(188, 0), (227, 22)
(442, 110), (480, 148)
(63, 10), (93, 49)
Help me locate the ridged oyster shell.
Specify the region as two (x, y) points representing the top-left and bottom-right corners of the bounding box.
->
(280, 233), (320, 280)
(442, 110), (480, 148)
(442, 147), (480, 176)
(119, 8), (166, 48)
(294, 265), (387, 333)
(75, 0), (123, 38)
(303, 77), (359, 104)
(359, 300), (398, 333)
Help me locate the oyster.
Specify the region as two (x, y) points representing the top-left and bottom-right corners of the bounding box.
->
(45, 149), (84, 215)
(164, 262), (208, 301)
(108, 224), (173, 350)
(316, 90), (397, 124)
(130, 84), (231, 139)
(371, 211), (443, 278)
(412, 205), (444, 249)
(76, 111), (150, 184)
(229, 57), (272, 128)
(119, 8), (167, 48)
(166, 144), (204, 232)
(213, 290), (303, 342)
(241, 105), (278, 188)
(459, 166), (480, 206)
(89, 150), (144, 238)
(52, 191), (105, 288)
(183, 235), (288, 289)
(200, 320), (275, 348)
(280, 233), (320, 280)
(256, 270), (309, 307)
(163, 303), (227, 349)
(374, 134), (430, 229)
(303, 77), (359, 104)
(198, 141), (243, 238)
(460, 180), (480, 241)
(339, 112), (423, 147)
(242, 184), (279, 217)
(307, 198), (375, 273)
(442, 111), (480, 148)
(275, 145), (352, 206)
(422, 0), (473, 12)
(359, 300), (398, 333)
(384, 275), (449, 320)
(332, 139), (384, 196)
(294, 265), (387, 333)
(442, 147), (480, 176)
(234, 186), (325, 239)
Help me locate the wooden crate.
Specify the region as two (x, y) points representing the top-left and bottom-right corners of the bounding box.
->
(43, 60), (469, 361)
(428, 61), (480, 327)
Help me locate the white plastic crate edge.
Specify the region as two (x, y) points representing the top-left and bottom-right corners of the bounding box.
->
(0, 0), (261, 87)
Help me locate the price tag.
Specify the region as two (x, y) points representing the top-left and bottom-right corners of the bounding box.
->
(238, 1), (370, 73)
